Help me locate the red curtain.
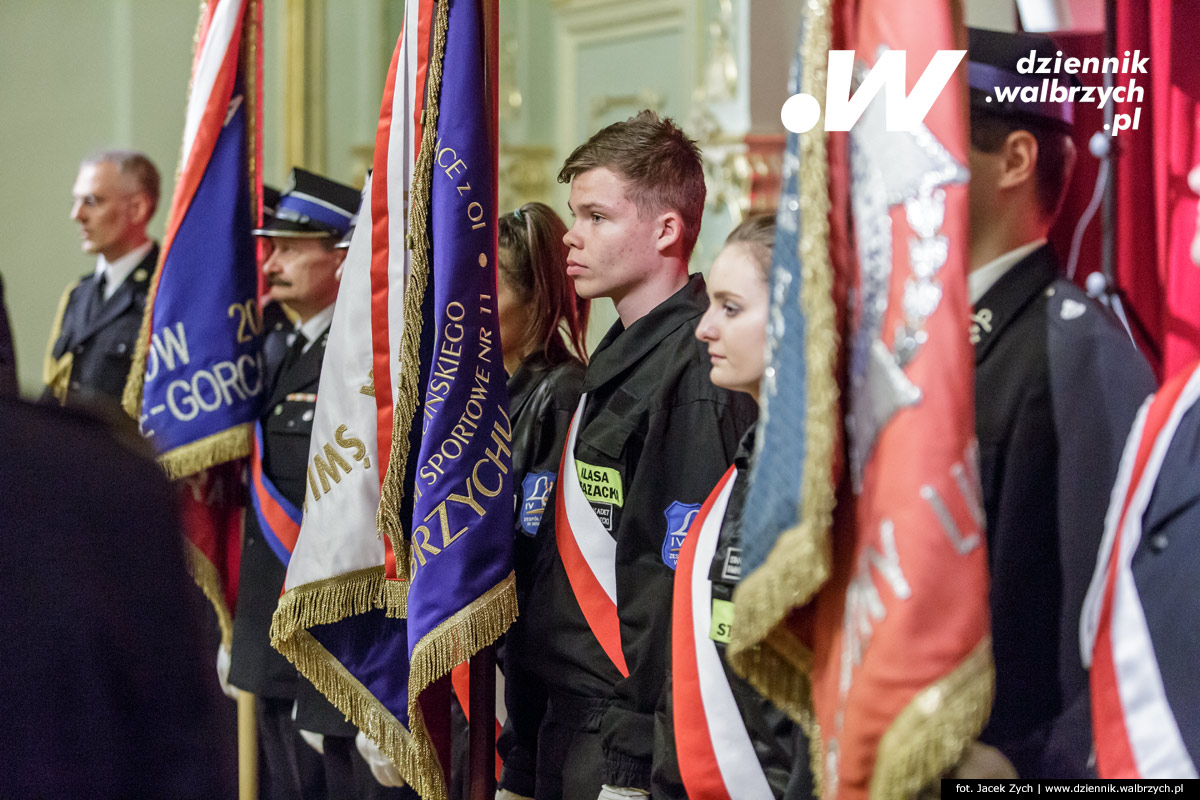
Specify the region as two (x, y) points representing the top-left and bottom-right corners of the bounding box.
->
(1044, 2), (1200, 381)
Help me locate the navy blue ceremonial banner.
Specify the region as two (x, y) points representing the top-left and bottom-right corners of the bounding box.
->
(125, 0), (263, 478)
(277, 1), (514, 796)
(403, 0), (512, 652)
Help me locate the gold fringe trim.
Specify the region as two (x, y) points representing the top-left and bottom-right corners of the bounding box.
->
(269, 565), (388, 646)
(383, 578), (410, 618)
(405, 573), (518, 800)
(157, 423), (253, 480)
(871, 638), (994, 800)
(274, 628), (440, 799)
(42, 279), (80, 404)
(375, 0), (453, 570)
(271, 570), (516, 800)
(122, 208), (168, 423)
(727, 0), (838, 774)
(185, 539), (234, 648)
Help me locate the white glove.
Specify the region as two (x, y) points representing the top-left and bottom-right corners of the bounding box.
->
(597, 786), (649, 800)
(299, 729), (325, 754)
(216, 644), (240, 700)
(356, 730), (406, 787)
(496, 790), (534, 800)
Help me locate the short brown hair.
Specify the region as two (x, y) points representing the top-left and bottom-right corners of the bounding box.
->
(498, 202), (590, 364)
(558, 109), (706, 259)
(723, 212), (776, 282)
(83, 149), (161, 218)
(970, 113), (1073, 223)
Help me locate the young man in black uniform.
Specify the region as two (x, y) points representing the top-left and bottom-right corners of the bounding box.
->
(44, 150), (160, 408)
(505, 110), (758, 800)
(965, 29), (1156, 778)
(227, 168), (405, 799)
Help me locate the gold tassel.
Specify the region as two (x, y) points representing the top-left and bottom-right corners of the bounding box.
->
(42, 279), (80, 404)
(186, 540), (234, 648)
(383, 578), (409, 619)
(871, 638), (994, 800)
(726, 0), (839, 754)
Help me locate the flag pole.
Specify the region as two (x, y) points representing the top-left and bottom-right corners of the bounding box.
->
(468, 1), (501, 799)
(240, 3), (263, 798)
(238, 692), (259, 800)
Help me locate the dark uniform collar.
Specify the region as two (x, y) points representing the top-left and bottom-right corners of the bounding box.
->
(584, 273), (708, 392)
(71, 243), (158, 345)
(971, 243), (1058, 364)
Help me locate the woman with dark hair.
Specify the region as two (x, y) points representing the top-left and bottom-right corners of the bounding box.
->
(652, 212), (813, 800)
(452, 201), (590, 800)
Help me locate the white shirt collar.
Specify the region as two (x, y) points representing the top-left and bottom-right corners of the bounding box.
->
(968, 239), (1047, 306)
(95, 240), (154, 301)
(295, 303), (335, 352)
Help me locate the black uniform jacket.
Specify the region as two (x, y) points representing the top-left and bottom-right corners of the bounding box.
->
(0, 397), (234, 798)
(652, 428), (814, 800)
(494, 353), (586, 797)
(1128, 393), (1200, 761)
(973, 245), (1155, 777)
(44, 244), (157, 407)
(0, 274), (16, 397)
(229, 313), (348, 733)
(520, 275), (759, 789)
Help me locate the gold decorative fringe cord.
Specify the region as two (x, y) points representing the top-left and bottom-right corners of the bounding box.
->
(271, 567), (433, 791)
(186, 540), (234, 648)
(159, 423), (253, 480)
(42, 280), (79, 402)
(277, 628), (433, 795)
(270, 565), (389, 645)
(376, 0), (453, 569)
(727, 0), (839, 749)
(406, 574), (519, 800)
(871, 638), (995, 800)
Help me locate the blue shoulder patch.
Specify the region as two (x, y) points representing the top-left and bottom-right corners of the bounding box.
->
(662, 501), (702, 570)
(520, 471), (556, 536)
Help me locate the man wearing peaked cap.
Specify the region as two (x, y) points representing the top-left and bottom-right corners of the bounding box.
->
(228, 167), (405, 799)
(963, 27), (1156, 779)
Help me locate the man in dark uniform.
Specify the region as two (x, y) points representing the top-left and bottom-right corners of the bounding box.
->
(506, 110), (758, 800)
(965, 28), (1157, 778)
(43, 150), (160, 408)
(227, 167), (391, 799)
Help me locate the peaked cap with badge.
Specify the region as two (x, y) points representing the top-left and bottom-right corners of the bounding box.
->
(968, 26), (1077, 134)
(966, 28), (1158, 778)
(233, 167), (377, 775)
(252, 167), (359, 239)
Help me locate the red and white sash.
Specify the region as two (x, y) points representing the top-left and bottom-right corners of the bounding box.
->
(1081, 363), (1200, 779)
(673, 466), (774, 800)
(556, 394), (629, 677)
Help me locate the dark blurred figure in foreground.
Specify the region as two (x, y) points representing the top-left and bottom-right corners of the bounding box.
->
(0, 272), (15, 397)
(0, 398), (235, 799)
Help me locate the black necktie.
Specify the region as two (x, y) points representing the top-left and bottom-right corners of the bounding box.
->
(281, 330), (307, 373)
(85, 272), (108, 324)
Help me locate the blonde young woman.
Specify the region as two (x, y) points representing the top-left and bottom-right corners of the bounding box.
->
(653, 214), (813, 800)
